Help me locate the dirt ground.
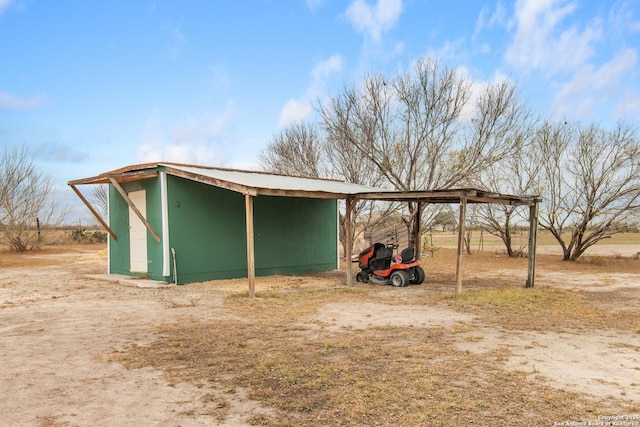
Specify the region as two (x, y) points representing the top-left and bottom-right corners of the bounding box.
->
(0, 244), (639, 426)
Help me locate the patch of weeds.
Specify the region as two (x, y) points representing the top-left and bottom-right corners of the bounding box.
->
(167, 298), (199, 308)
(449, 321), (475, 334)
(247, 413), (271, 425)
(37, 415), (62, 427)
(445, 286), (640, 332)
(578, 256), (607, 266)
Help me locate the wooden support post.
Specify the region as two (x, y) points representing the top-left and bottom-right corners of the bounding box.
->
(455, 195), (467, 297)
(344, 196), (354, 286)
(245, 194), (256, 298)
(415, 202), (423, 252)
(69, 184), (117, 241)
(109, 177), (161, 243)
(526, 201), (539, 288)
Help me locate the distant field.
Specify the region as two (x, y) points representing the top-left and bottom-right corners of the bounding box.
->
(424, 230), (640, 255)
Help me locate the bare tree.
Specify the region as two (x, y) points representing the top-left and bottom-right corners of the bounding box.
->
(258, 121), (395, 259)
(538, 121), (640, 261)
(258, 122), (328, 177)
(91, 184), (109, 219)
(474, 120), (542, 256)
(0, 146), (67, 252)
(320, 58), (529, 247)
(324, 117), (399, 258)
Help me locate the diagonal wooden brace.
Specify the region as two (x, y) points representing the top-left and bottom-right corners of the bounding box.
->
(109, 177), (161, 243)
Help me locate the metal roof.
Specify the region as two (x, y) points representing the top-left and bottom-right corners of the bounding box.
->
(163, 164), (388, 197)
(68, 162), (390, 199)
(68, 162), (540, 205)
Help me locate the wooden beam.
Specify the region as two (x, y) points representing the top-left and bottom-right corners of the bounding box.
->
(455, 194), (467, 297)
(344, 196), (355, 286)
(68, 171), (158, 186)
(357, 189), (471, 202)
(107, 172), (158, 183)
(467, 196), (531, 206)
(68, 184), (117, 241)
(526, 201), (539, 288)
(245, 194), (256, 298)
(109, 177), (161, 243)
(248, 188), (348, 199)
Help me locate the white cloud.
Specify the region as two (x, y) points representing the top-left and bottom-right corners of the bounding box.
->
(474, 1), (507, 38)
(305, 0), (327, 12)
(0, 92), (51, 110)
(615, 92), (640, 120)
(345, 0), (402, 42)
(136, 141), (219, 165)
(505, 0), (602, 75)
(172, 107), (235, 144)
(608, 1), (640, 34)
(0, 0), (15, 14)
(136, 102), (236, 165)
(277, 99), (314, 129)
(551, 47), (638, 119)
(277, 54), (343, 128)
(309, 54), (343, 97)
(426, 38), (467, 64)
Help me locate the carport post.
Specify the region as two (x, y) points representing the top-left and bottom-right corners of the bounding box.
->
(345, 196), (355, 286)
(526, 201), (539, 288)
(455, 194), (467, 297)
(245, 194), (256, 298)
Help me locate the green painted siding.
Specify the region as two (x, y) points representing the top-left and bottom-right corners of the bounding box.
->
(166, 176), (248, 283)
(108, 173), (165, 281)
(254, 196), (338, 275)
(108, 171), (338, 284)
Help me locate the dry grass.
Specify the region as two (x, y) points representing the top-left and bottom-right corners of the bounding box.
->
(442, 286), (640, 333)
(0, 243), (107, 269)
(6, 234), (636, 425)
(113, 278), (638, 426)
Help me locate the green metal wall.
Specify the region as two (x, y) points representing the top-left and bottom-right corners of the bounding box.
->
(108, 173), (165, 281)
(253, 196), (338, 276)
(108, 171), (338, 284)
(166, 176), (248, 283)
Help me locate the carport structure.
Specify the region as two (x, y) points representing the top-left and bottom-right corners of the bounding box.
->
(344, 189), (541, 296)
(69, 163), (541, 297)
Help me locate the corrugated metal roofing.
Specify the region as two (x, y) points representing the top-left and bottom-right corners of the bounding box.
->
(164, 164), (388, 196)
(68, 162), (391, 197)
(68, 162), (539, 205)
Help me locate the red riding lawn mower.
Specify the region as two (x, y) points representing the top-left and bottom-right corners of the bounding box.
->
(354, 243), (425, 287)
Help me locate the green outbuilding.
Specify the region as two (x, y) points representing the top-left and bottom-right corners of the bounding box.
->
(70, 162), (542, 297)
(69, 163), (381, 293)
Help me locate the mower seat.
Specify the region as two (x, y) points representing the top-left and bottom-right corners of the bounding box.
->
(400, 247), (415, 263)
(370, 247), (393, 270)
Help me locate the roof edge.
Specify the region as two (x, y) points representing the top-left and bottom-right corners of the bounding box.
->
(96, 162), (349, 184)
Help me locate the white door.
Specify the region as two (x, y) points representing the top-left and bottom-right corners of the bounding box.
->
(128, 190), (148, 273)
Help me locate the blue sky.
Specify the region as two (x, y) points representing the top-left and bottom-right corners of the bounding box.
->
(1, 0), (639, 221)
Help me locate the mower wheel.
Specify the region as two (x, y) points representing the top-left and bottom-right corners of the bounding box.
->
(390, 270), (409, 287)
(356, 271), (369, 283)
(410, 266), (425, 284)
